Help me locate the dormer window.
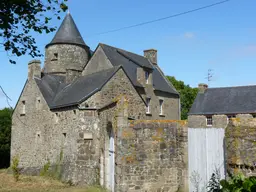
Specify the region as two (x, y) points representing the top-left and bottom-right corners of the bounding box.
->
(145, 71), (149, 84)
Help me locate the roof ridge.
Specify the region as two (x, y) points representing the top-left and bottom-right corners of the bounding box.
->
(208, 84), (256, 89)
(100, 43), (146, 60)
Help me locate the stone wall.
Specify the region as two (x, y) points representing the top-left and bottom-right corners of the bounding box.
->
(225, 116), (256, 177)
(116, 120), (188, 192)
(44, 44), (90, 74)
(188, 115), (228, 128)
(11, 78), (101, 185)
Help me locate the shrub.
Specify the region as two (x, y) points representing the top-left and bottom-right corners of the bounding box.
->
(11, 156), (20, 181)
(40, 160), (51, 177)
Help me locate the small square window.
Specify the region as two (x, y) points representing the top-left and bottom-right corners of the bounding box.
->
(51, 53), (58, 61)
(252, 114), (256, 118)
(145, 71), (149, 84)
(63, 133), (67, 138)
(73, 110), (76, 115)
(206, 116), (212, 126)
(146, 98), (151, 114)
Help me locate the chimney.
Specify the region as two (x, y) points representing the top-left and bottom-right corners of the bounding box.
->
(198, 83), (208, 93)
(144, 49), (157, 65)
(28, 60), (41, 80)
(66, 69), (81, 84)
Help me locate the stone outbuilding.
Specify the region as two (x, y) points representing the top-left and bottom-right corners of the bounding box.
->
(11, 13), (187, 192)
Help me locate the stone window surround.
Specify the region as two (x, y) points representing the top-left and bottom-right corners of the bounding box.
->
(20, 100), (26, 116)
(146, 97), (151, 114)
(206, 115), (213, 126)
(159, 99), (164, 116)
(145, 70), (150, 84)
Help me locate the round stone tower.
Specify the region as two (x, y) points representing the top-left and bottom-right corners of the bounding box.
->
(44, 12), (90, 75)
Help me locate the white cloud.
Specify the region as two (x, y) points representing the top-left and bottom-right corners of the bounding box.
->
(183, 32), (195, 39)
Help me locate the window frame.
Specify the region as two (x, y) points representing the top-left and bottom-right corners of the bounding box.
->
(206, 116), (213, 126)
(146, 97), (151, 114)
(159, 99), (164, 115)
(145, 71), (150, 84)
(21, 100), (26, 116)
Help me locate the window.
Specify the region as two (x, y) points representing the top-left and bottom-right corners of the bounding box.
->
(21, 100), (26, 115)
(227, 114), (236, 123)
(51, 53), (58, 61)
(55, 113), (59, 123)
(146, 98), (151, 114)
(145, 71), (149, 84)
(159, 99), (164, 115)
(252, 114), (256, 118)
(206, 116), (212, 126)
(36, 97), (41, 110)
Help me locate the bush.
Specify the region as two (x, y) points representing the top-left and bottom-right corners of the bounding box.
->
(207, 171), (256, 192)
(40, 160), (51, 177)
(11, 156), (20, 181)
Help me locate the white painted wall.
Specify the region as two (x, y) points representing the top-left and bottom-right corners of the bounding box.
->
(188, 128), (225, 192)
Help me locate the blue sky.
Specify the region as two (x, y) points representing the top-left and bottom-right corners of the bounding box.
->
(1, 0), (256, 109)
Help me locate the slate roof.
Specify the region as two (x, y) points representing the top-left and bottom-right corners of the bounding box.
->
(100, 44), (178, 95)
(46, 13), (87, 48)
(35, 67), (121, 109)
(189, 85), (256, 115)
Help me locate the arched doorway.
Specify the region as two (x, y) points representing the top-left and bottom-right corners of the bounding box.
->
(105, 122), (115, 191)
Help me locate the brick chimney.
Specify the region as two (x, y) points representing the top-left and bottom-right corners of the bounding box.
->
(144, 49), (157, 65)
(28, 60), (41, 80)
(198, 83), (208, 93)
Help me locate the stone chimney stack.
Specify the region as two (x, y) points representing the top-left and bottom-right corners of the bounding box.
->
(144, 49), (157, 65)
(198, 83), (208, 93)
(28, 60), (41, 80)
(66, 69), (81, 84)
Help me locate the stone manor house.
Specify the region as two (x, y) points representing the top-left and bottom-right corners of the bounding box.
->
(11, 13), (187, 192)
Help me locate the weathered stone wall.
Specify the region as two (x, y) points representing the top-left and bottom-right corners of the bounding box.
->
(188, 115), (228, 128)
(44, 44), (89, 74)
(225, 116), (256, 177)
(117, 120), (188, 192)
(83, 69), (146, 120)
(11, 78), (101, 185)
(82, 46), (113, 76)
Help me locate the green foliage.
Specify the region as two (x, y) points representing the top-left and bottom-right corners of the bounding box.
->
(11, 155), (20, 182)
(0, 107), (13, 168)
(166, 76), (198, 120)
(220, 174), (256, 192)
(0, 0), (68, 64)
(52, 149), (64, 180)
(39, 160), (51, 177)
(207, 172), (256, 192)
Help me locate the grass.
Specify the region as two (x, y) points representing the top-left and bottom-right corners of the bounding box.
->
(0, 169), (107, 192)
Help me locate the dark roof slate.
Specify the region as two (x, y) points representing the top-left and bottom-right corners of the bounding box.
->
(46, 13), (87, 48)
(100, 44), (178, 95)
(35, 67), (120, 109)
(189, 85), (256, 115)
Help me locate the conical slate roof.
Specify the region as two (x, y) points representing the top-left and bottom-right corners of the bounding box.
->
(46, 13), (87, 48)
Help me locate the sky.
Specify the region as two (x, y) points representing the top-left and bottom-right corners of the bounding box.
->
(1, 0), (256, 109)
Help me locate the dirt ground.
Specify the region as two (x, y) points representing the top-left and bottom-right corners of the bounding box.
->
(0, 169), (106, 192)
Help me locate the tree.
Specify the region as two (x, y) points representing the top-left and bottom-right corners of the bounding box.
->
(0, 0), (68, 64)
(166, 76), (198, 120)
(0, 107), (13, 168)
